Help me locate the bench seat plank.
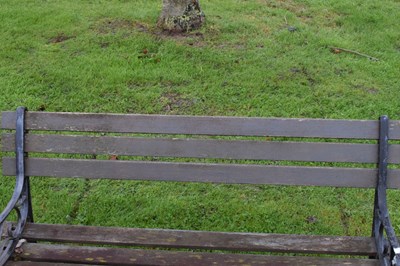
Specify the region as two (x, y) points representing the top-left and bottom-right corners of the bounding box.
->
(15, 243), (379, 266)
(3, 111), (400, 139)
(21, 223), (376, 256)
(4, 158), (400, 188)
(7, 263), (97, 266)
(3, 134), (400, 164)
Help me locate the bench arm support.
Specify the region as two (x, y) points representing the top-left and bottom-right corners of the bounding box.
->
(0, 107), (33, 265)
(373, 115), (400, 266)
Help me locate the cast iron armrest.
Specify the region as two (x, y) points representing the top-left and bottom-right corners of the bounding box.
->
(373, 116), (400, 266)
(0, 107), (32, 265)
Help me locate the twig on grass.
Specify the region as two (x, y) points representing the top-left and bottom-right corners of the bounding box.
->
(329, 46), (379, 61)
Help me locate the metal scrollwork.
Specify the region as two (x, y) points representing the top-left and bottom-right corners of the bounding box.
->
(372, 115), (400, 266)
(0, 107), (32, 265)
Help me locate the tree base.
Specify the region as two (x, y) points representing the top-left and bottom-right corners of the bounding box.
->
(158, 0), (205, 32)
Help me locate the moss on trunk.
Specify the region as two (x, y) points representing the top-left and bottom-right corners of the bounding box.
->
(158, 0), (205, 32)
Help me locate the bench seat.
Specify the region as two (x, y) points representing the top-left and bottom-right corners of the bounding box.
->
(7, 223), (379, 265)
(7, 244), (379, 266)
(19, 223), (377, 255)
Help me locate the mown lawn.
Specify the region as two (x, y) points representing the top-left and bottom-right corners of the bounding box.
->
(1, 0), (400, 240)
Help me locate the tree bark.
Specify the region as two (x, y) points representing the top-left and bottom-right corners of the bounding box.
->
(158, 0), (205, 32)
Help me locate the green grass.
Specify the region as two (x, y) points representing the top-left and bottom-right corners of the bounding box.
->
(1, 0), (400, 242)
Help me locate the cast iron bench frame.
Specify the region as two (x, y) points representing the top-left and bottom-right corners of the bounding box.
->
(1, 107), (400, 265)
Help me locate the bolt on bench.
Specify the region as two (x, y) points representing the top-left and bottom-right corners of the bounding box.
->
(1, 107), (400, 265)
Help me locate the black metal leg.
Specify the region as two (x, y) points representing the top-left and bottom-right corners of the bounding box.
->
(372, 115), (400, 266)
(0, 107), (32, 265)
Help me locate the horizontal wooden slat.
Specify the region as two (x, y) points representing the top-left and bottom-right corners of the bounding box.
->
(21, 223), (377, 256)
(3, 158), (400, 188)
(3, 134), (400, 164)
(17, 243), (379, 266)
(6, 263), (96, 266)
(3, 111), (400, 139)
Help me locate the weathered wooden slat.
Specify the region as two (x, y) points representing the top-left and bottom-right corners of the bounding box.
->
(16, 243), (379, 266)
(3, 134), (400, 164)
(6, 262), (96, 266)
(3, 158), (400, 188)
(21, 223), (377, 256)
(3, 111), (400, 139)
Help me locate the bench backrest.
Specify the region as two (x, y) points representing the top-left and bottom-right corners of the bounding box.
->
(2, 111), (400, 188)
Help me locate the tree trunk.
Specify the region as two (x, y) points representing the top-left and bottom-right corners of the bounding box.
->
(158, 0), (205, 32)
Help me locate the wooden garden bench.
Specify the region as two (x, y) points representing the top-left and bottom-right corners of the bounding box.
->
(1, 107), (400, 265)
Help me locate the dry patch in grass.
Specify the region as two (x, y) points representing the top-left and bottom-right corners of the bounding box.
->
(48, 33), (75, 44)
(160, 91), (195, 114)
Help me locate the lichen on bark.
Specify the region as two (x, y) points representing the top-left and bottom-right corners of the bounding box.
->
(158, 0), (205, 32)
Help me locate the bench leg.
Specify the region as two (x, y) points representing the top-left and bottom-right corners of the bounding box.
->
(0, 107), (33, 265)
(372, 115), (400, 266)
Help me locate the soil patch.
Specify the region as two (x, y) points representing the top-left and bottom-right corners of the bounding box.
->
(155, 30), (206, 47)
(353, 84), (379, 94)
(160, 91), (195, 113)
(92, 18), (205, 47)
(48, 33), (74, 43)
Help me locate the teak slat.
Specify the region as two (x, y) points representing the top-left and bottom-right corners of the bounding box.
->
(4, 157), (400, 188)
(3, 111), (400, 139)
(21, 223), (377, 256)
(16, 243), (379, 266)
(3, 134), (400, 164)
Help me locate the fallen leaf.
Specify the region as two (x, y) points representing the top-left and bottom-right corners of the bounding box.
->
(109, 155), (119, 160)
